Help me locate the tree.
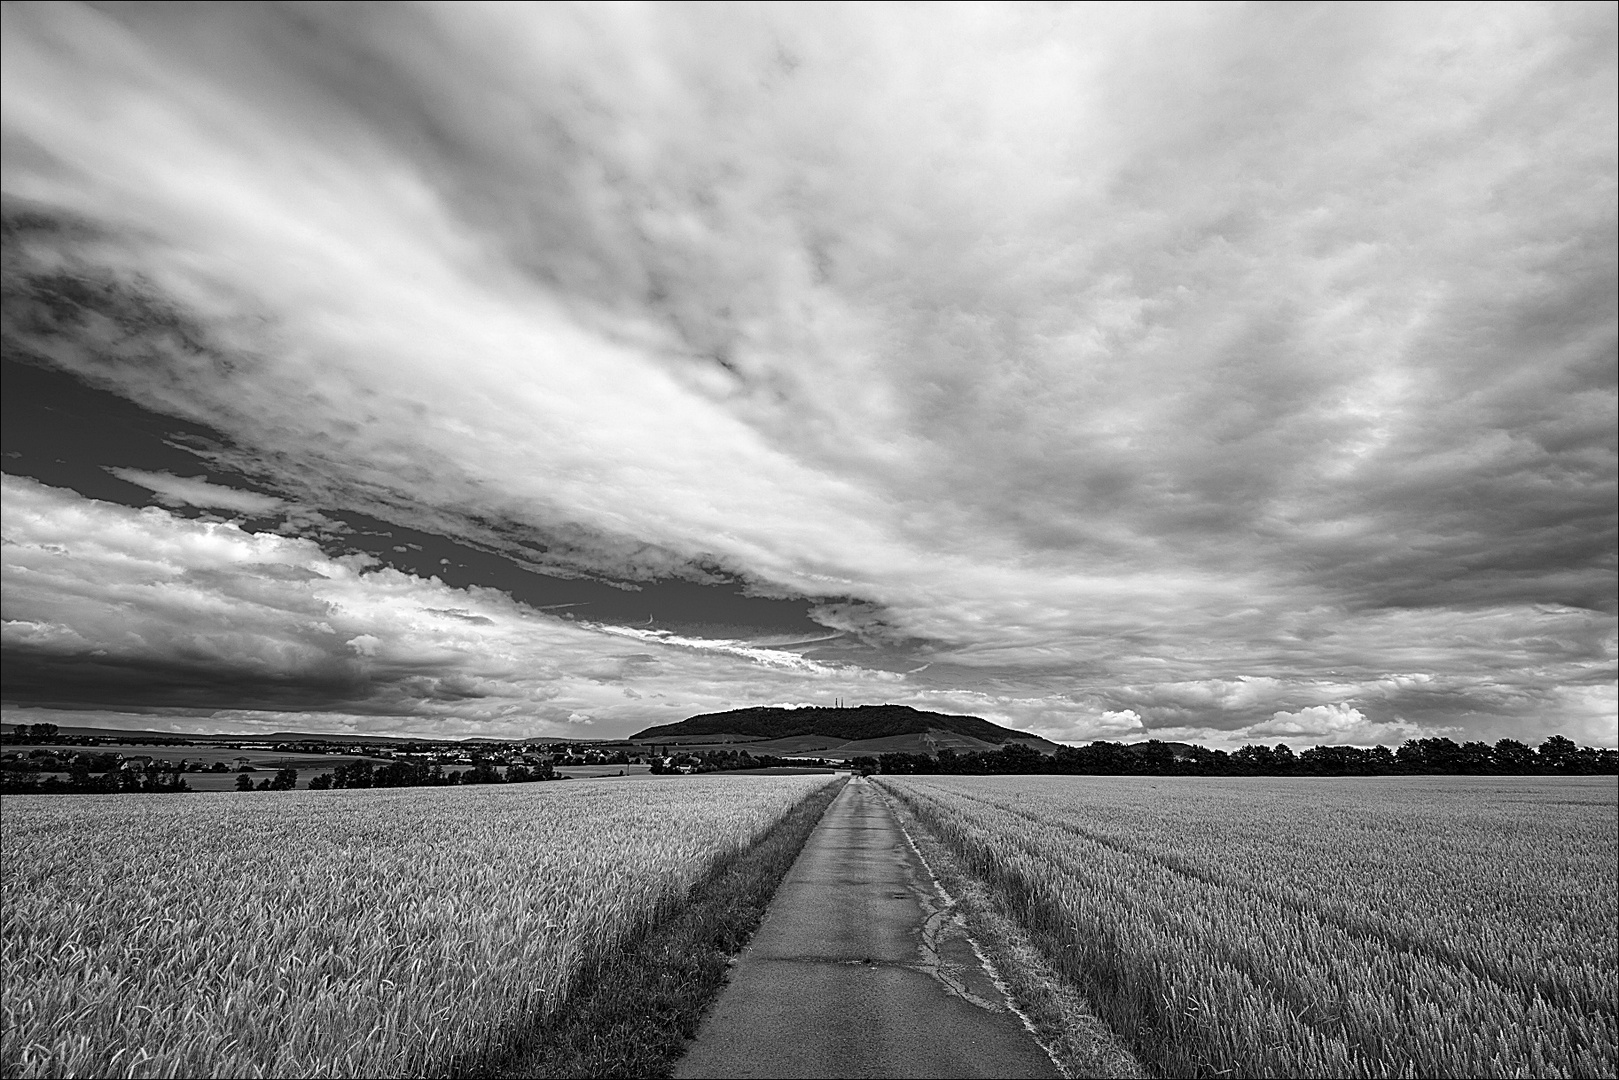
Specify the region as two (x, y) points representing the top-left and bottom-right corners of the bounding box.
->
(1456, 741), (1494, 772)
(1231, 744), (1277, 774)
(4, 722), (63, 744)
(1183, 745), (1230, 775)
(308, 773), (333, 790)
(235, 774), (254, 792)
(375, 759), (429, 787)
(1128, 741), (1177, 775)
(1, 770), (41, 793)
(1582, 747), (1619, 774)
(1538, 735), (1580, 772)
(332, 759), (374, 789)
(1078, 741), (1136, 774)
(463, 757), (504, 784)
(1301, 745), (1364, 776)
(994, 743), (1044, 773)
(879, 752), (933, 775)
(1397, 737), (1465, 773)
(1491, 738), (1537, 773)
(269, 768), (298, 791)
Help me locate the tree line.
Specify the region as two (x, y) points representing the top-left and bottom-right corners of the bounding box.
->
(307, 756), (556, 789)
(2, 756), (192, 794)
(649, 749), (824, 774)
(3, 722), (66, 744)
(235, 768), (300, 791)
(860, 735), (1619, 777)
(0, 750), (563, 794)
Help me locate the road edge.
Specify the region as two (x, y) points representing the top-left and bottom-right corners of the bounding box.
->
(447, 775), (848, 1080)
(874, 779), (1148, 1080)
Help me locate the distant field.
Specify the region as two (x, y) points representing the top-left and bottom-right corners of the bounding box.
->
(877, 774), (1618, 1079)
(551, 763), (654, 779)
(1, 775), (839, 1078)
(5, 741), (392, 780)
(722, 766), (840, 775)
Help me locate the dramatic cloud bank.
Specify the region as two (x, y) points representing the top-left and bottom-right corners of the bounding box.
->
(1, 475), (907, 736)
(2, 3), (1614, 745)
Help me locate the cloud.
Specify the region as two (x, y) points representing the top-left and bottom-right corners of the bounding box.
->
(590, 624), (844, 674)
(1250, 703), (1423, 746)
(5, 473), (1613, 746)
(1, 3), (1614, 745)
(0, 475), (914, 734)
(107, 468), (285, 515)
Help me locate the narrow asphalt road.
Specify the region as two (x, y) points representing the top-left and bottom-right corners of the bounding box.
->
(673, 777), (1062, 1080)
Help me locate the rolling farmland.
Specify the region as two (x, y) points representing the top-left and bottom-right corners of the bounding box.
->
(0, 775), (839, 1079)
(877, 775), (1618, 1080)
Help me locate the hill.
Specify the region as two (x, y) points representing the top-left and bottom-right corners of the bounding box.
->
(629, 704), (1060, 759)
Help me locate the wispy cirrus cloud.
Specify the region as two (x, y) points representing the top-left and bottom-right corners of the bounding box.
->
(1, 2), (1613, 744)
(107, 468), (285, 516)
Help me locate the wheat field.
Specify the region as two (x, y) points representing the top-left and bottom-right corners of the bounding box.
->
(0, 775), (838, 1079)
(877, 774), (1617, 1080)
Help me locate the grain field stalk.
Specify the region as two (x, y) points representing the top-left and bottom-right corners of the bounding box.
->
(1, 775), (839, 1079)
(877, 775), (1617, 1080)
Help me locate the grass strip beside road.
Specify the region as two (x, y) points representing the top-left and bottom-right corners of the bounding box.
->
(455, 776), (848, 1080)
(877, 781), (1146, 1080)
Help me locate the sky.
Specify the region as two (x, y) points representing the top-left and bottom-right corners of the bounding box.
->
(2, 1), (1614, 747)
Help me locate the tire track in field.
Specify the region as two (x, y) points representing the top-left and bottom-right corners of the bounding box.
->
(913, 783), (1610, 1022)
(885, 785), (1392, 1074)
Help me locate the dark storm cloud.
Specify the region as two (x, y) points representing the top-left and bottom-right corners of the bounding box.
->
(1, 3), (1614, 743)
